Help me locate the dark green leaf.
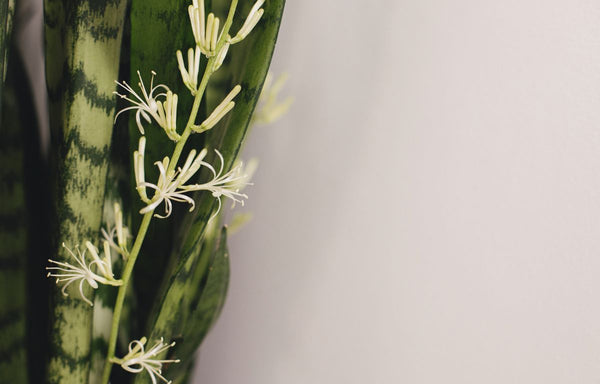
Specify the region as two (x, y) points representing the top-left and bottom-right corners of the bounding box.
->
(134, 226), (229, 384)
(127, 0), (201, 332)
(0, 40), (28, 384)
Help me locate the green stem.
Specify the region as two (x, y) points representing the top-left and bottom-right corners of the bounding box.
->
(99, 65), (210, 382)
(101, 212), (152, 384)
(222, 0), (239, 41)
(99, 56), (214, 384)
(168, 58), (214, 174)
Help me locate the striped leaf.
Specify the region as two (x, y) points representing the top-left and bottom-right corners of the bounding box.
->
(133, 226), (230, 384)
(88, 127), (130, 384)
(44, 1), (128, 382)
(0, 52), (28, 384)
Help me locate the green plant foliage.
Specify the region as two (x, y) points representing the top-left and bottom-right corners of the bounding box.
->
(0, 2), (22, 381)
(134, 227), (230, 384)
(0, 59), (28, 384)
(0, 0), (13, 111)
(127, 0), (201, 332)
(134, 2), (286, 382)
(44, 1), (128, 382)
(0, 0), (287, 382)
(88, 161), (128, 384)
(174, 0), (286, 293)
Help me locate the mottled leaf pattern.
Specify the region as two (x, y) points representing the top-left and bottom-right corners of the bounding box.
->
(134, 226), (229, 384)
(44, 1), (127, 382)
(0, 0), (287, 382)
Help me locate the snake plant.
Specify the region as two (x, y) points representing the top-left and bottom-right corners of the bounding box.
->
(0, 0), (287, 383)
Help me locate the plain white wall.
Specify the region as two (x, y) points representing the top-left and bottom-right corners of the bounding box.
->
(194, 0), (600, 383)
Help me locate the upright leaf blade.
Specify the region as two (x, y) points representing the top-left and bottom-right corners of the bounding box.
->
(133, 226), (230, 384)
(88, 154), (129, 384)
(44, 1), (128, 382)
(127, 0), (200, 332)
(0, 53), (28, 384)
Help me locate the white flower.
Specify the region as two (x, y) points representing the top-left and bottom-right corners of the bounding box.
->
(114, 70), (169, 135)
(229, 0), (265, 44)
(180, 149), (249, 218)
(187, 0), (263, 69)
(135, 141), (209, 218)
(188, 0), (222, 57)
(46, 242), (122, 306)
(134, 136), (248, 218)
(139, 153), (201, 218)
(176, 46), (201, 94)
(101, 202), (131, 258)
(114, 71), (180, 141)
(115, 337), (180, 384)
(155, 90), (180, 141)
(230, 157), (258, 200)
(213, 42), (230, 71)
(134, 136), (150, 203)
(192, 85), (241, 133)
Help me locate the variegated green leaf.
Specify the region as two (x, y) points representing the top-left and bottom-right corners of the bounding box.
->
(88, 127), (130, 384)
(44, 1), (128, 382)
(133, 226), (229, 384)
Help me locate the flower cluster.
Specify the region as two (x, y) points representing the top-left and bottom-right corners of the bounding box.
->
(113, 337), (180, 384)
(101, 202), (131, 258)
(181, 0), (264, 82)
(134, 136), (249, 218)
(187, 0), (264, 56)
(46, 241), (123, 306)
(114, 71), (181, 142)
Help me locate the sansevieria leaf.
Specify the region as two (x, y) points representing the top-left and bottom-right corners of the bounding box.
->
(0, 2), (22, 381)
(134, 226), (230, 384)
(44, 1), (127, 382)
(88, 131), (129, 384)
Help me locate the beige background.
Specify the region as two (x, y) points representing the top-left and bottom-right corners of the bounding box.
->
(193, 0), (600, 383)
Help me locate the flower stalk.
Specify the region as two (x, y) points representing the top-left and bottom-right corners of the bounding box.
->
(97, 0), (268, 382)
(102, 2), (244, 382)
(46, 242), (123, 306)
